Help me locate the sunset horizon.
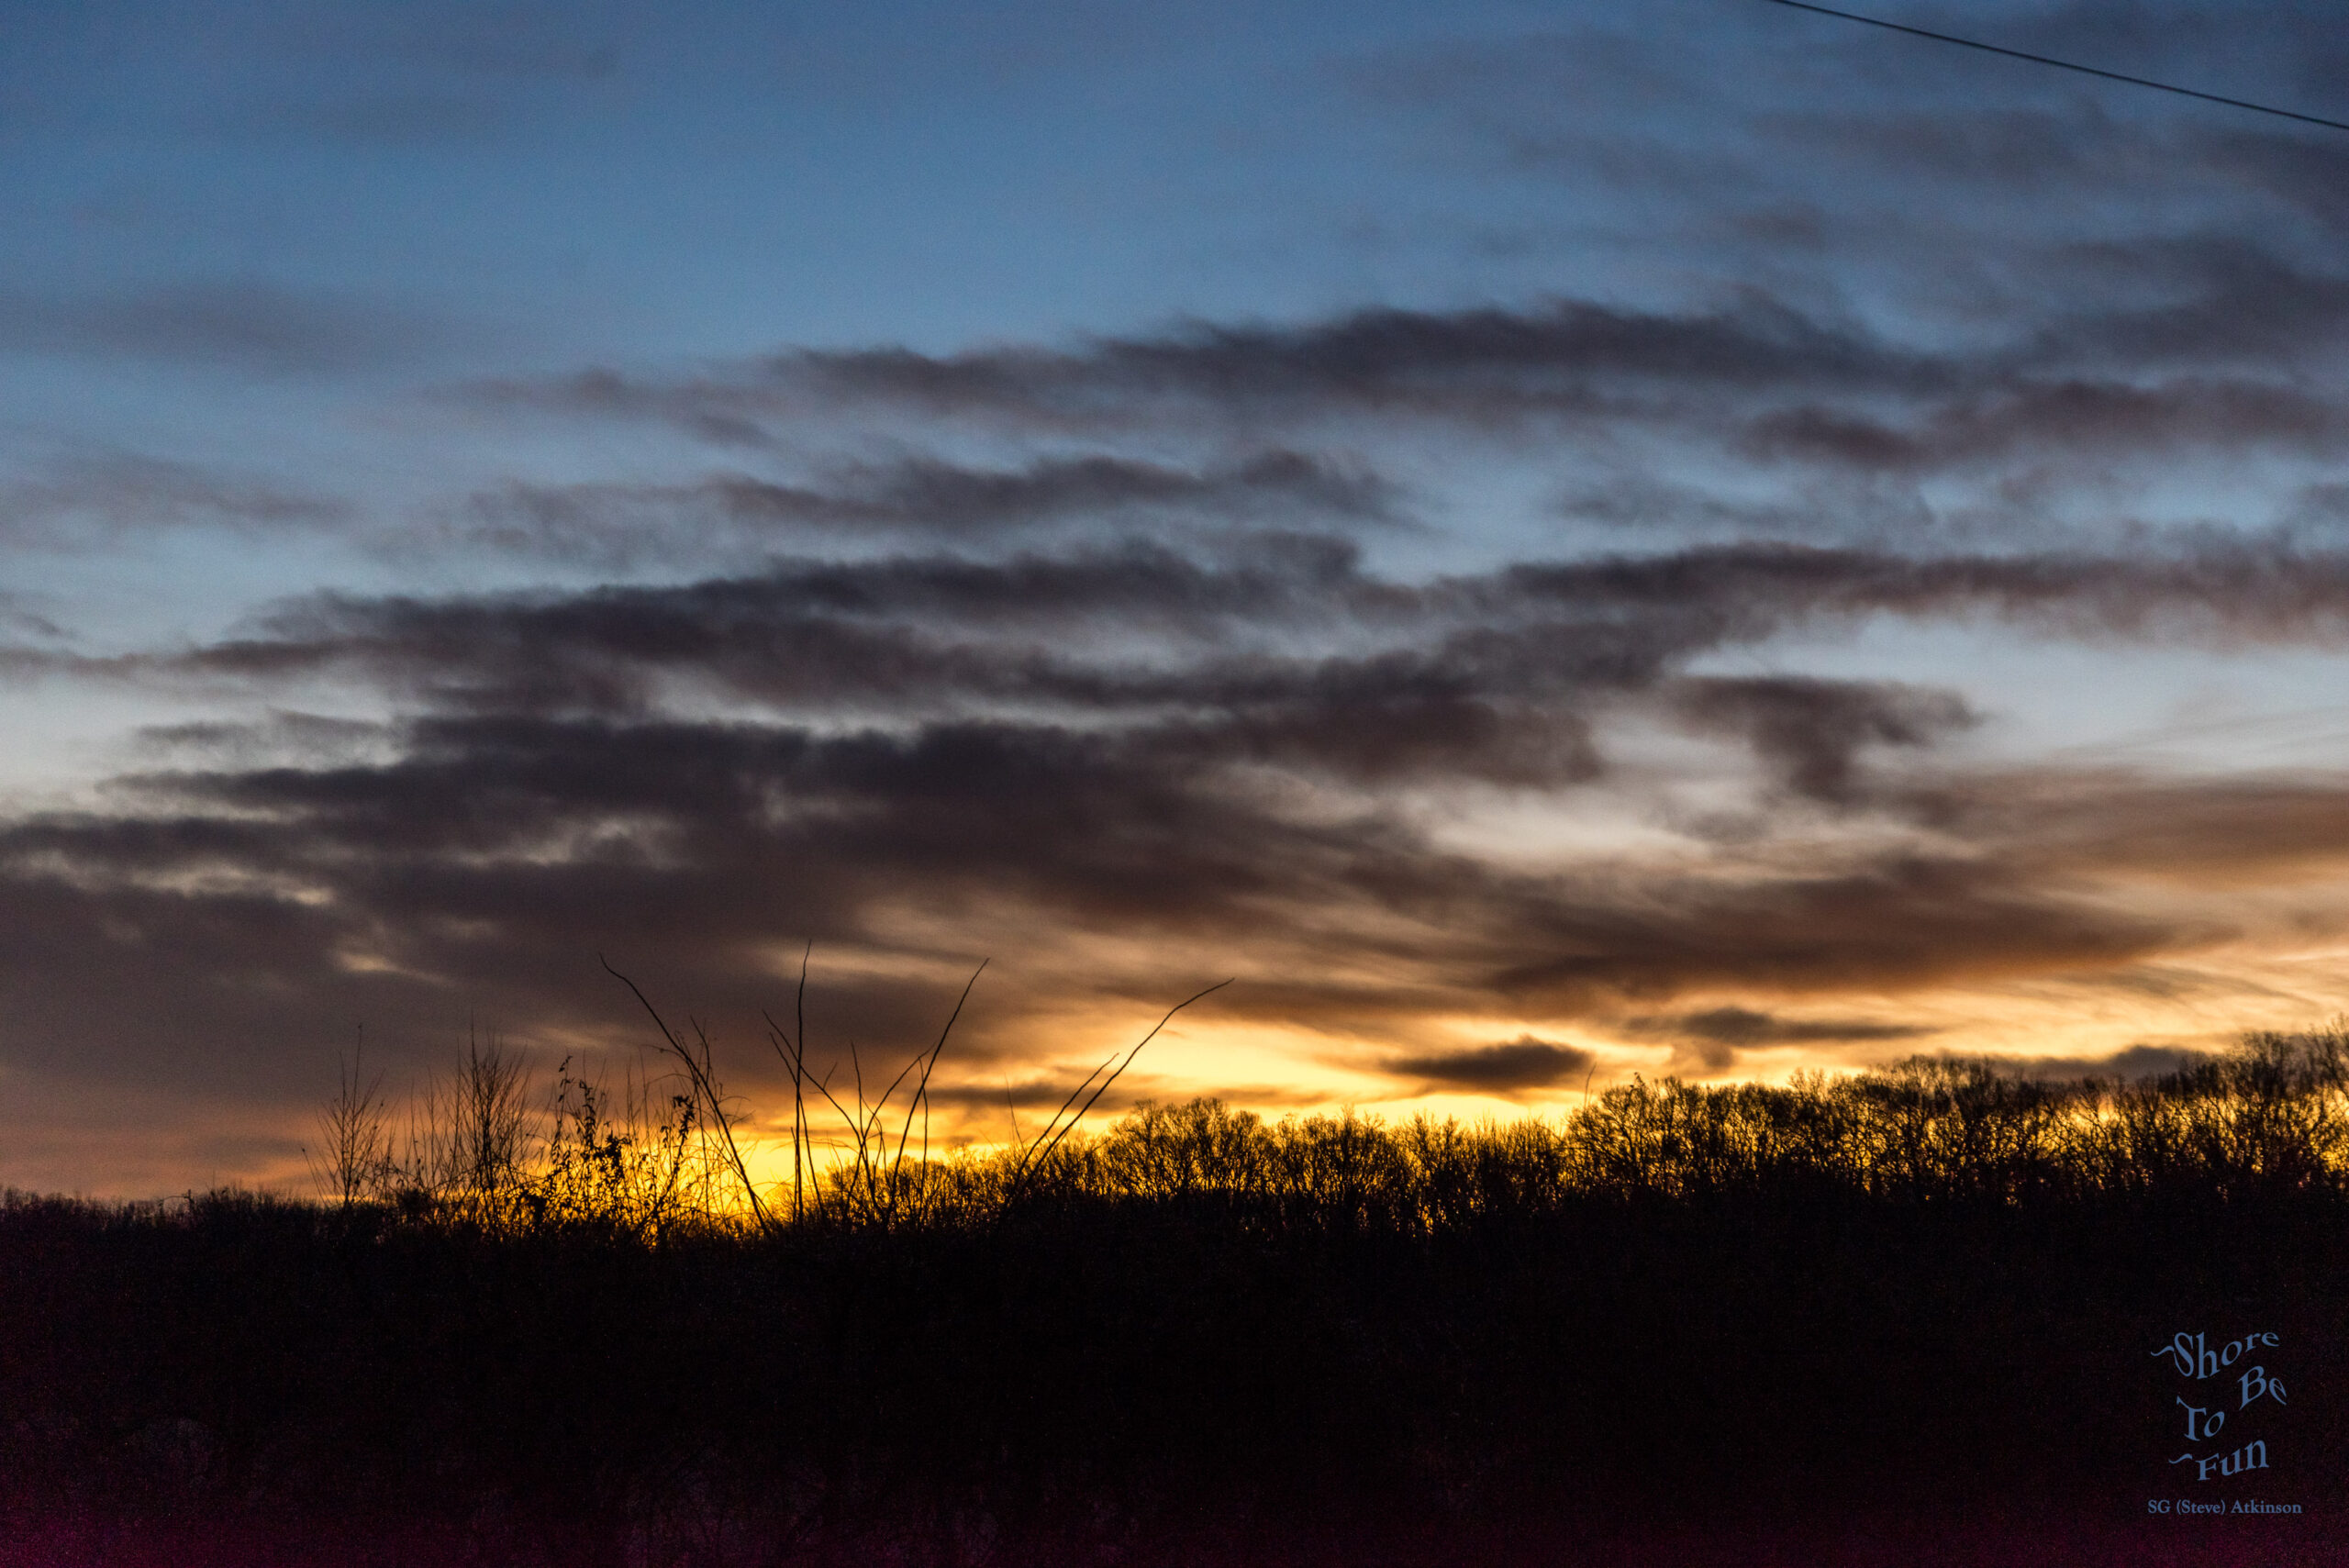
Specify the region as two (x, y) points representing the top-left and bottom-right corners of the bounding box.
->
(9, 0), (2349, 1206)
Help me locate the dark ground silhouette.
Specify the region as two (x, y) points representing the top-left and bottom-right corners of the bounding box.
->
(6, 1034), (2347, 1564)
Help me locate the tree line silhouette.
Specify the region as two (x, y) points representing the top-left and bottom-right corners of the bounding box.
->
(6, 1027), (2347, 1565)
(310, 989), (2349, 1238)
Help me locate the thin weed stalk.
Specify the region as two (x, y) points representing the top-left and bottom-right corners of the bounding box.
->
(601, 957), (777, 1236)
(1000, 977), (1232, 1211)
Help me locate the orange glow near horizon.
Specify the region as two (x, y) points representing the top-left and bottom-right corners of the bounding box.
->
(168, 935), (2349, 1209)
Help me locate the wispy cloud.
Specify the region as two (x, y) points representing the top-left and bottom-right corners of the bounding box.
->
(424, 450), (1402, 565)
(0, 282), (483, 376)
(0, 452), (349, 547)
(1618, 1006), (1938, 1075)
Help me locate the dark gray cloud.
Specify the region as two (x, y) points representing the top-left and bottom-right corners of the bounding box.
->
(1385, 1036), (1596, 1095)
(1488, 537), (2349, 647)
(1740, 378), (2349, 473)
(117, 531), (2349, 732)
(2203, 129), (2349, 235)
(2021, 239), (2349, 372)
(417, 23), (2349, 573)
(1360, 3), (2349, 246)
(1620, 1006), (1939, 1075)
(0, 452), (349, 546)
(1626, 1006), (1936, 1048)
(439, 449), (1401, 563)
(1673, 678), (1977, 803)
(131, 710), (391, 768)
(14, 532), (2348, 1154)
(0, 697), (2246, 1106)
(469, 295), (1958, 440)
(2005, 2), (2349, 107)
(0, 591), (69, 642)
(1480, 855), (2184, 1013)
(790, 296), (1946, 412)
(772, 288), (2349, 450)
(1885, 772), (2349, 884)
(455, 265), (2349, 570)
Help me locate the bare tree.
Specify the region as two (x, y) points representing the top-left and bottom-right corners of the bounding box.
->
(308, 1032), (391, 1210)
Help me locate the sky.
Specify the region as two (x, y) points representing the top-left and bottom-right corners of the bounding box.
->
(6, 0), (2349, 1195)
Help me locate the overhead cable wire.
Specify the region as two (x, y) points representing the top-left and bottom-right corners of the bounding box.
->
(1764, 0), (2349, 134)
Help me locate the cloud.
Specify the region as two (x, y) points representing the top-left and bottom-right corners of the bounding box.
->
(1672, 677), (1977, 802)
(2204, 129), (2349, 235)
(451, 266), (2349, 568)
(6, 602), (2340, 1167)
(130, 711), (392, 769)
(1626, 1006), (1936, 1048)
(2021, 239), (2349, 372)
(790, 295), (1944, 411)
(1740, 378), (2349, 473)
(1620, 1006), (1938, 1075)
(0, 282), (483, 376)
(1384, 1036), (1595, 1095)
(434, 449), (1402, 563)
(0, 452), (349, 546)
(1483, 855), (2187, 1014)
(0, 705), (2230, 1095)
(1881, 772), (2349, 887)
(467, 294), (1959, 443)
(1491, 537), (2349, 648)
(0, 592), (69, 642)
(103, 528), (2349, 743)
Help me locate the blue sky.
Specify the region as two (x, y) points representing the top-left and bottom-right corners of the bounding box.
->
(7, 0), (2349, 1194)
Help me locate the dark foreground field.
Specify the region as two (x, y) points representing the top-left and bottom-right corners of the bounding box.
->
(7, 1034), (2349, 1566)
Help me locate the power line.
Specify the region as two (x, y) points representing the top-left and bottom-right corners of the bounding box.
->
(1765, 0), (2349, 134)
